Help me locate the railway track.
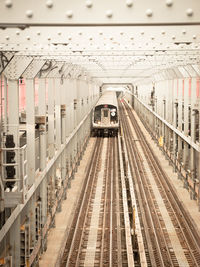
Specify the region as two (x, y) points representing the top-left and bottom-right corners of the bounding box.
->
(119, 100), (200, 267)
(60, 136), (136, 267)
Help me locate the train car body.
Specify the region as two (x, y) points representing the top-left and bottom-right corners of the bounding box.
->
(92, 91), (119, 136)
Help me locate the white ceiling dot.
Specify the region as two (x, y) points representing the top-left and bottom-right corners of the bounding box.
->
(57, 31), (62, 35)
(126, 0), (133, 8)
(16, 30), (20, 35)
(5, 0), (12, 8)
(140, 31), (144, 35)
(151, 36), (155, 40)
(99, 31), (103, 35)
(37, 31), (41, 35)
(106, 10), (113, 18)
(172, 35), (176, 40)
(186, 8), (193, 17)
(146, 9), (153, 17)
(48, 37), (51, 41)
(86, 0), (93, 8)
(166, 0), (173, 7)
(26, 10), (33, 18)
(5, 36), (10, 40)
(161, 31), (166, 35)
(66, 10), (73, 18)
(26, 36), (30, 40)
(193, 35), (197, 40)
(46, 0), (53, 8)
(79, 32), (82, 35)
(68, 36), (72, 40)
(182, 29), (186, 34)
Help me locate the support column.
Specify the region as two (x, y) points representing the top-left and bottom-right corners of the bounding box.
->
(38, 78), (47, 170)
(183, 79), (190, 168)
(9, 215), (20, 266)
(26, 79), (35, 187)
(7, 80), (19, 146)
(55, 79), (61, 151)
(48, 78), (55, 159)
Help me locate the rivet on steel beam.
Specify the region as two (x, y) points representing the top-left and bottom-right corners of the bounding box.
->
(126, 0), (133, 8)
(26, 10), (33, 18)
(186, 8), (193, 16)
(106, 10), (113, 18)
(86, 0), (92, 8)
(146, 9), (153, 17)
(166, 0), (173, 7)
(46, 0), (53, 8)
(66, 10), (73, 18)
(5, 0), (13, 8)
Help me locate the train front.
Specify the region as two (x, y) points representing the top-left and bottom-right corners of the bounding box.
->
(93, 104), (118, 136)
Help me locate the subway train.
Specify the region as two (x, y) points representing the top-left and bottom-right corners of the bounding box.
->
(92, 90), (119, 136)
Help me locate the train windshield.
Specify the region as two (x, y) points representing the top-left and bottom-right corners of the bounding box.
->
(94, 105), (118, 123)
(103, 110), (108, 117)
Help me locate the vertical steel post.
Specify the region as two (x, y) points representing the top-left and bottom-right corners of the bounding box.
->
(26, 79), (35, 187)
(48, 78), (55, 159)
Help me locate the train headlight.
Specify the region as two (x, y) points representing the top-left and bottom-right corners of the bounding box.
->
(98, 121), (100, 125)
(111, 112), (115, 117)
(111, 121), (114, 125)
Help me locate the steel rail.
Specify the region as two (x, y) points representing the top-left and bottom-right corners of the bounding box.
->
(69, 138), (103, 267)
(114, 136), (123, 267)
(120, 101), (170, 266)
(99, 137), (111, 267)
(125, 102), (200, 266)
(118, 133), (135, 267)
(60, 137), (102, 266)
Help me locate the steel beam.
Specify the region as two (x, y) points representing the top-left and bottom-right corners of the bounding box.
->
(0, 0), (200, 26)
(48, 78), (55, 158)
(25, 78), (35, 187)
